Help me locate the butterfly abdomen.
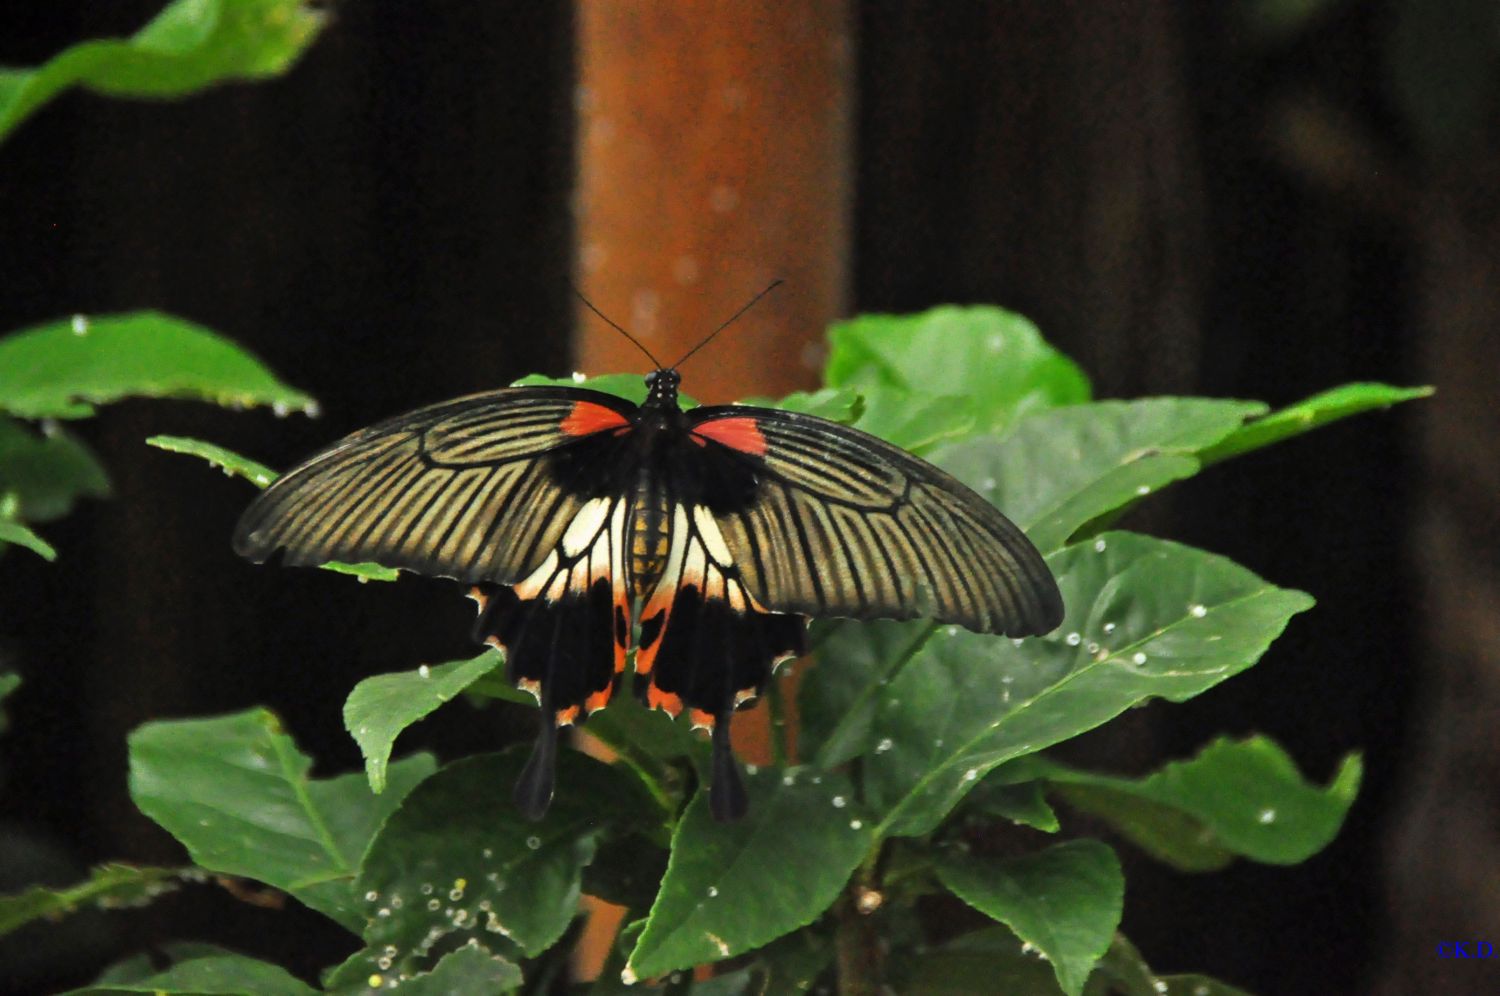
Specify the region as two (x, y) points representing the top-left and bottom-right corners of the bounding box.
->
(627, 472), (672, 600)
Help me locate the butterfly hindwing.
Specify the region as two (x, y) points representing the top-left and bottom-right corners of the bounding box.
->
(687, 406), (1064, 637)
(632, 502), (806, 821)
(472, 495), (631, 818)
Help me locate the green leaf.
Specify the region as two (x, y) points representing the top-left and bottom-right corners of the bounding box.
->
(128, 708), (436, 931)
(825, 306), (1090, 432)
(851, 383), (978, 454)
(0, 670), (18, 734)
(0, 863), (191, 938)
(800, 619), (931, 768)
(65, 947), (319, 995)
(511, 372), (699, 410)
(345, 653), (505, 793)
(626, 768), (873, 980)
(355, 750), (650, 964)
(754, 387), (863, 423)
(1085, 934), (1252, 996)
(379, 944), (523, 995)
(866, 531), (1315, 837)
(894, 925), (1066, 995)
(935, 840), (1123, 996)
(964, 778), (1060, 833)
(0, 416), (111, 521)
(936, 398), (1267, 554)
(0, 0), (327, 145)
(1199, 382), (1432, 466)
(0, 518), (56, 560)
(146, 435), (277, 488)
(1037, 735), (1361, 869)
(0, 311), (316, 419)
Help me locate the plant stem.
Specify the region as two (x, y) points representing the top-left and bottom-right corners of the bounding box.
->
(835, 847), (884, 995)
(766, 670), (790, 767)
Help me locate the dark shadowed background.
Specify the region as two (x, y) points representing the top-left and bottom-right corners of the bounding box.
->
(2, 2), (1495, 994)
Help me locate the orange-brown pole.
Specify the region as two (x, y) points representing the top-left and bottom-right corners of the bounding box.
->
(572, 0), (851, 981)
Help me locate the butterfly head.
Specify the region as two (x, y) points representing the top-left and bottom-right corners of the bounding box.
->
(643, 368), (681, 410)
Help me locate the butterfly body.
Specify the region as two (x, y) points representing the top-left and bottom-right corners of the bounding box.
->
(235, 366), (1062, 822)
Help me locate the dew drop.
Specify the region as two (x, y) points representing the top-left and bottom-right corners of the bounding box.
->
(1190, 604), (1207, 618)
(782, 773), (796, 786)
(418, 664), (431, 678)
(745, 763), (758, 775)
(526, 835), (541, 850)
(1087, 641), (1100, 654)
(963, 768), (979, 782)
(1154, 982), (1168, 994)
(1132, 652), (1148, 665)
(365, 890), (379, 902)
(1136, 484), (1151, 495)
(811, 775), (823, 785)
(1065, 632), (1081, 646)
(272, 400), (290, 418)
(71, 314), (89, 335)
(875, 737), (894, 753)
(850, 819), (863, 830)
(571, 370), (588, 383)
(377, 956), (393, 970)
(1103, 622), (1116, 634)
(707, 886), (718, 897)
(832, 795), (847, 809)
(1094, 538), (1107, 552)
(376, 907), (391, 918)
(482, 847), (493, 859)
(426, 898), (440, 911)
(390, 895), (402, 909)
(1258, 808), (1277, 824)
(982, 477), (997, 491)
(420, 883), (434, 895)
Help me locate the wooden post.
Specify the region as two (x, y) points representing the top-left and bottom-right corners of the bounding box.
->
(572, 0), (852, 980)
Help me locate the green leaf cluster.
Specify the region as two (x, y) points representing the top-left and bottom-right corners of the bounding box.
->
(47, 304), (1421, 995)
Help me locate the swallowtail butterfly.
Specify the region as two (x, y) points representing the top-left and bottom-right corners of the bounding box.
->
(234, 295), (1063, 822)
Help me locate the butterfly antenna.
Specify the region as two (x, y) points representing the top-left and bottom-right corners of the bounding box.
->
(671, 278), (785, 370)
(570, 282), (663, 369)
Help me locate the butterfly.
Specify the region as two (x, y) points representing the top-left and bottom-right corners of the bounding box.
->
(233, 290), (1064, 822)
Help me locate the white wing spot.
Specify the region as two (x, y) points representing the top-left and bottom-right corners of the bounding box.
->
(693, 505), (734, 565)
(562, 497), (612, 558)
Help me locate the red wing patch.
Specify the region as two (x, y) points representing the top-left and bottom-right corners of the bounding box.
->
(691, 416), (767, 456)
(560, 400), (631, 437)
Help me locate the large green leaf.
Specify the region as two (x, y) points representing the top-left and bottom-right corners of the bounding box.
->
(0, 312), (316, 419)
(866, 532), (1315, 837)
(0, 0), (327, 144)
(825, 306), (1090, 432)
(0, 863), (190, 939)
(128, 708), (436, 931)
(935, 840), (1123, 996)
(626, 768), (873, 980)
(355, 750), (649, 968)
(800, 619), (933, 769)
(344, 652), (505, 793)
(936, 398), (1266, 554)
(1033, 735), (1361, 870)
(0, 416), (111, 521)
(1199, 382), (1431, 466)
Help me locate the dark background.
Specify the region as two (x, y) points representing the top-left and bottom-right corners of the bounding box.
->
(2, 2), (1493, 993)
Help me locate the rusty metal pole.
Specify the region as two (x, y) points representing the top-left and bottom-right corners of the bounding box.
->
(572, 0), (852, 979)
